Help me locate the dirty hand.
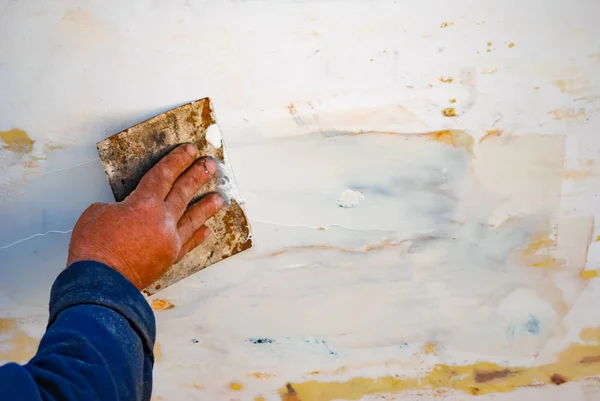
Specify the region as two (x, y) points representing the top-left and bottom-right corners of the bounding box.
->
(67, 144), (224, 290)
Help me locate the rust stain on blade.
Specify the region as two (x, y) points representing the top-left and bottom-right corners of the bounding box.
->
(96, 98), (252, 295)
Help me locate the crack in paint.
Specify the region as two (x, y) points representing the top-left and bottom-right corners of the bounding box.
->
(0, 230), (73, 251)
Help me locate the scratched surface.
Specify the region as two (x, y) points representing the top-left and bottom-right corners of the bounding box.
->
(1, 1), (600, 400)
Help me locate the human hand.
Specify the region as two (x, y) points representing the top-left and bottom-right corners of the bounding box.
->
(67, 144), (224, 289)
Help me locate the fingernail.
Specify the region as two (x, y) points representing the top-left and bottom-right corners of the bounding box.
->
(214, 195), (225, 208)
(203, 158), (218, 175)
(184, 144), (198, 157)
(203, 226), (212, 237)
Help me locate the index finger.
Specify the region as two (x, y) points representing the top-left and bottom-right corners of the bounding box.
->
(134, 144), (198, 200)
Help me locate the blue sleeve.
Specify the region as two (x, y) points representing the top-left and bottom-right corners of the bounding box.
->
(0, 261), (156, 401)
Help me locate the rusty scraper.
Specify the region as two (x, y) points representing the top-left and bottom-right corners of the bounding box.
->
(96, 98), (252, 295)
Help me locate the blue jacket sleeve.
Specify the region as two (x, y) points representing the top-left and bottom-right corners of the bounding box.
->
(0, 261), (156, 401)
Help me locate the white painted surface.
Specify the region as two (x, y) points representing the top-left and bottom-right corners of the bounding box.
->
(1, 0), (600, 400)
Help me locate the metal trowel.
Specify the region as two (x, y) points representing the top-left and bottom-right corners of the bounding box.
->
(96, 98), (252, 295)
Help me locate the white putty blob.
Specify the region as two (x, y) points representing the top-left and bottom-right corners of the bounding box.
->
(338, 189), (364, 208)
(205, 124), (222, 149)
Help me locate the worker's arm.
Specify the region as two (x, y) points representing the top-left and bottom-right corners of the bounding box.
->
(0, 144), (224, 401)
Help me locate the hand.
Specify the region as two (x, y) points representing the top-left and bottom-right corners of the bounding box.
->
(67, 144), (224, 289)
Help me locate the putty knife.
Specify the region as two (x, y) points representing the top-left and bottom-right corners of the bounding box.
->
(96, 98), (252, 295)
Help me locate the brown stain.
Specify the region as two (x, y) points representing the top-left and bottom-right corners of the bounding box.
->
(230, 382), (244, 391)
(279, 327), (600, 400)
(550, 373), (566, 385)
(534, 86), (541, 90)
(440, 22), (454, 28)
(369, 58), (374, 62)
(201, 98), (216, 127)
(563, 170), (594, 180)
(474, 369), (514, 383)
(150, 298), (175, 311)
(549, 109), (585, 120)
(0, 318), (39, 363)
(153, 342), (163, 362)
(481, 67), (498, 74)
(0, 129), (34, 153)
(442, 108), (457, 117)
(480, 129), (502, 142)
(406, 85), (414, 89)
(249, 372), (276, 379)
(288, 103), (297, 115)
(508, 42), (515, 48)
(439, 77), (454, 83)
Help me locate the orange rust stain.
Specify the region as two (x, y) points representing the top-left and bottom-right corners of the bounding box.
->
(0, 128), (34, 153)
(439, 77), (454, 83)
(287, 103), (297, 115)
(154, 342), (163, 362)
(406, 85), (414, 89)
(563, 170), (593, 180)
(423, 130), (473, 151)
(442, 108), (457, 117)
(0, 318), (39, 363)
(480, 129), (502, 142)
(508, 42), (515, 48)
(249, 372), (276, 379)
(481, 67), (498, 74)
(279, 327), (600, 400)
(580, 270), (598, 279)
(440, 22), (454, 28)
(230, 382), (244, 391)
(549, 109), (585, 120)
(150, 298), (175, 311)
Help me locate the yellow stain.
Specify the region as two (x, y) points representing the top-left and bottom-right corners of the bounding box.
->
(424, 343), (437, 355)
(440, 22), (454, 28)
(580, 270), (598, 279)
(0, 129), (34, 153)
(487, 42), (492, 47)
(154, 342), (163, 362)
(442, 108), (457, 117)
(0, 318), (39, 363)
(249, 372), (276, 379)
(279, 328), (600, 400)
(549, 109), (585, 120)
(230, 382), (244, 391)
(150, 299), (175, 311)
(508, 42), (515, 48)
(255, 397), (266, 401)
(480, 129), (502, 142)
(481, 67), (498, 74)
(439, 77), (454, 83)
(449, 98), (456, 103)
(563, 170), (594, 180)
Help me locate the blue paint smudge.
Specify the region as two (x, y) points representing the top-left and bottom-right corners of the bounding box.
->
(525, 315), (540, 335)
(319, 339), (337, 355)
(248, 338), (274, 344)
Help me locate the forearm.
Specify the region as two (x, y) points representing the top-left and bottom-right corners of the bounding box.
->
(0, 261), (156, 401)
